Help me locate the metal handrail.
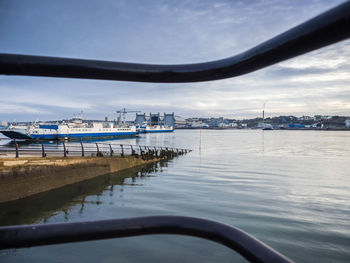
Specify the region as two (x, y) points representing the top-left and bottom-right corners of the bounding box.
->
(0, 143), (190, 158)
(0, 2), (349, 83)
(0, 216), (293, 263)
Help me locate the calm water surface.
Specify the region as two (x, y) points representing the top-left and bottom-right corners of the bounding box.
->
(1, 130), (350, 262)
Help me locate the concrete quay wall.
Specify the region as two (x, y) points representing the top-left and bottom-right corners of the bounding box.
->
(0, 156), (159, 203)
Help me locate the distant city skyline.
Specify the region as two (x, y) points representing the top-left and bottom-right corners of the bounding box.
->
(1, 0), (350, 121)
(3, 113), (350, 124)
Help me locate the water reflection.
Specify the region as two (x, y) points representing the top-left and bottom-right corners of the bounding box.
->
(0, 161), (167, 226)
(1, 130), (350, 263)
(261, 130), (265, 154)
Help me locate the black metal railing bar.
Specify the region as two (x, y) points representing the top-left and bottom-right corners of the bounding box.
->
(0, 216), (293, 263)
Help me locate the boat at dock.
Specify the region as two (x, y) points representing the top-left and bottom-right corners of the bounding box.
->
(145, 125), (174, 133)
(0, 116), (137, 141)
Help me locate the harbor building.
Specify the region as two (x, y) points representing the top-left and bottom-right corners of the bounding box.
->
(150, 113), (160, 126)
(164, 113), (175, 127)
(135, 113), (147, 125)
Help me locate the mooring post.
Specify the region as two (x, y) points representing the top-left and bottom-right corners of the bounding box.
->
(63, 142), (67, 157)
(14, 139), (19, 158)
(120, 144), (124, 157)
(41, 142), (46, 157)
(80, 142), (84, 157)
(109, 144), (113, 156)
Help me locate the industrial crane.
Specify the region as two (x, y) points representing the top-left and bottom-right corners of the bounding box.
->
(116, 108), (141, 125)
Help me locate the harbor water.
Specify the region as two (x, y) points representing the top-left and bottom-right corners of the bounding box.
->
(1, 129), (350, 262)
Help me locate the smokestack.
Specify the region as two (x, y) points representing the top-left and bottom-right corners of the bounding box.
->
(262, 110), (265, 124)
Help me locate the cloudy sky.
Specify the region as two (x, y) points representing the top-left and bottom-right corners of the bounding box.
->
(1, 0), (349, 121)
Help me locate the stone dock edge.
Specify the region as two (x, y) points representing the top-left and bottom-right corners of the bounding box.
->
(0, 156), (162, 203)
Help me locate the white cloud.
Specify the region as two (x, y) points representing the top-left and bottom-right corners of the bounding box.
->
(0, 102), (47, 114)
(279, 41), (350, 70)
(289, 71), (350, 83)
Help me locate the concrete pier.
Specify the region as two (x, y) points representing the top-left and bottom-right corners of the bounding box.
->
(0, 156), (161, 203)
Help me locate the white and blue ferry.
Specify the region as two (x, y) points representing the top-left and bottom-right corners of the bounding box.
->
(0, 116), (137, 141)
(145, 125), (174, 133)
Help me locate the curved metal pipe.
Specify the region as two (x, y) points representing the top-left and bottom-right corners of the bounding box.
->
(0, 216), (293, 263)
(0, 2), (350, 83)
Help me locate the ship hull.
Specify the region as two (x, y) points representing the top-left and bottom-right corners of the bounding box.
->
(1, 130), (137, 141)
(0, 130), (32, 140)
(145, 125), (174, 133)
(145, 129), (174, 133)
(57, 132), (136, 140)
